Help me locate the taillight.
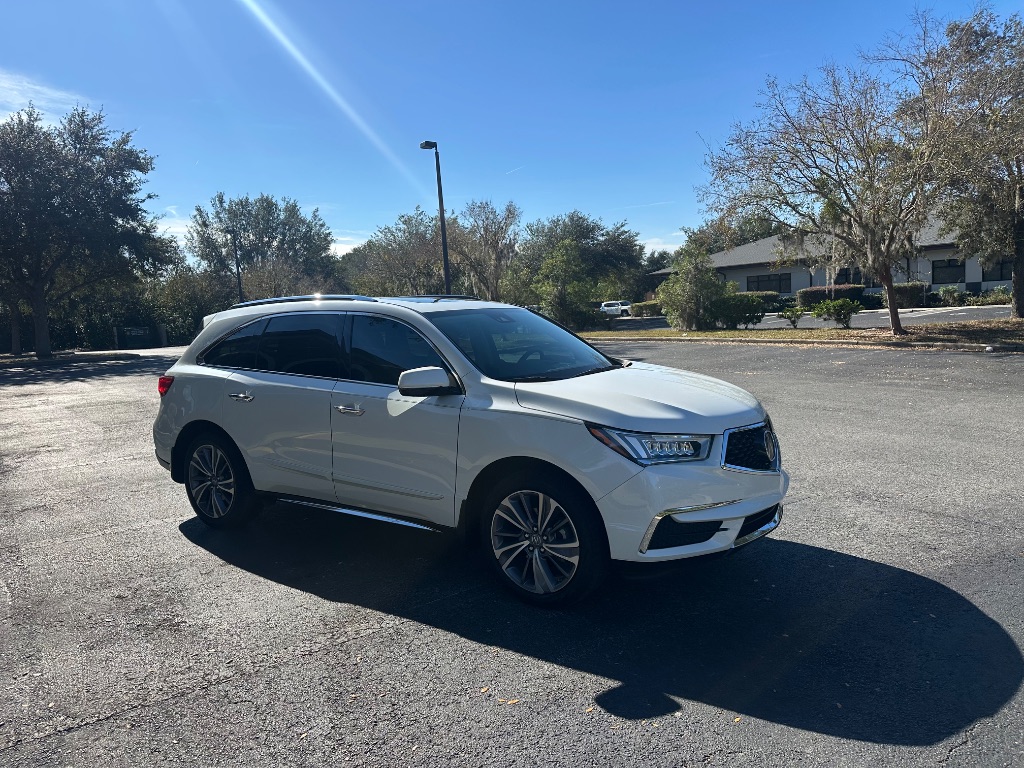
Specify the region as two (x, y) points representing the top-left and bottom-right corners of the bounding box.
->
(158, 376), (175, 397)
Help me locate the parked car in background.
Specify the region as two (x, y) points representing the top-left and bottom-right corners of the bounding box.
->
(600, 301), (632, 317)
(154, 295), (787, 605)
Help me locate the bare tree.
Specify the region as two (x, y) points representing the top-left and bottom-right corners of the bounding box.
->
(703, 64), (942, 335)
(449, 200), (521, 301)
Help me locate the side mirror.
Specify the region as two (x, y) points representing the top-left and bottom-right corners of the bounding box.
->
(398, 366), (461, 397)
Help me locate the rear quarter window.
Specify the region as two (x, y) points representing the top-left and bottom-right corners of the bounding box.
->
(201, 319), (266, 369)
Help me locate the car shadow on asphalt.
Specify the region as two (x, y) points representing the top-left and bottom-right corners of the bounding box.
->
(179, 504), (1022, 746)
(0, 356), (177, 387)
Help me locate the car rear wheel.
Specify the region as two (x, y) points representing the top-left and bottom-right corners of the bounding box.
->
(184, 434), (259, 528)
(479, 472), (608, 606)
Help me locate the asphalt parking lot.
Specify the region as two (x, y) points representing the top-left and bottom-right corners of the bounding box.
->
(0, 344), (1021, 766)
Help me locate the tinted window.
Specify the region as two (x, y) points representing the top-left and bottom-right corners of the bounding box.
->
(202, 319), (265, 369)
(746, 273), (792, 293)
(426, 308), (614, 382)
(256, 314), (344, 378)
(982, 259), (1012, 282)
(932, 259), (965, 285)
(349, 315), (447, 386)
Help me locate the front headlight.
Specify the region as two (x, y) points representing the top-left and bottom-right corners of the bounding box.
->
(587, 424), (714, 466)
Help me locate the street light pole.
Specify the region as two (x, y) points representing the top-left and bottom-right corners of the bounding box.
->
(224, 227), (244, 304)
(419, 140), (451, 295)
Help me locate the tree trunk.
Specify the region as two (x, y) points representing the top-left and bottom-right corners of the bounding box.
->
(1012, 213), (1024, 320)
(878, 264), (907, 336)
(1012, 254), (1024, 320)
(9, 302), (22, 356)
(30, 285), (52, 359)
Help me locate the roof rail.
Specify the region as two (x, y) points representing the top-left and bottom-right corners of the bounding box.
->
(384, 294), (481, 303)
(229, 294), (377, 309)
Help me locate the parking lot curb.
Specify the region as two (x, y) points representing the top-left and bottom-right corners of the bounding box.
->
(583, 335), (1024, 353)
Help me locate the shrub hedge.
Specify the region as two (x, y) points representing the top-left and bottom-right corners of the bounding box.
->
(745, 291), (782, 312)
(881, 282), (928, 308)
(796, 285), (865, 308)
(630, 300), (662, 317)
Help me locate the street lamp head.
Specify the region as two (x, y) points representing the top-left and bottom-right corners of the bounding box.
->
(419, 140), (437, 150)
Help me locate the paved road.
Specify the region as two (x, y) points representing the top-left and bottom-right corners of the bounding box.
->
(0, 346), (1021, 766)
(617, 303), (1011, 332)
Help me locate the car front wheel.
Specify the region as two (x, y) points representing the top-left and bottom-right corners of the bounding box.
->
(184, 434), (259, 528)
(480, 472), (609, 606)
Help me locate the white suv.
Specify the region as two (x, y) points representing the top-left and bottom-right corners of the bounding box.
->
(154, 295), (787, 605)
(599, 301), (632, 317)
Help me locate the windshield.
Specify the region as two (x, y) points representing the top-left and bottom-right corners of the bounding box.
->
(426, 307), (617, 382)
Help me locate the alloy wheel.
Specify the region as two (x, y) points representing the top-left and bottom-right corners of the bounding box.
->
(490, 490), (580, 594)
(188, 444), (236, 519)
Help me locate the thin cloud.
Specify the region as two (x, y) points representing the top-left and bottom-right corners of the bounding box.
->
(642, 235), (685, 253)
(620, 201), (676, 210)
(157, 211), (192, 243)
(331, 231), (367, 257)
(0, 69), (86, 119)
(506, 166), (525, 175)
(332, 240), (363, 257)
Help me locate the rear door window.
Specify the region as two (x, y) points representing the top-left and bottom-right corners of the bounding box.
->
(255, 314), (345, 379)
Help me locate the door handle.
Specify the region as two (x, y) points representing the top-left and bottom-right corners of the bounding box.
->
(228, 392), (254, 402)
(334, 404), (365, 416)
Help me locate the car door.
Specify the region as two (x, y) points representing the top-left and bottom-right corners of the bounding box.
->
(331, 313), (464, 527)
(220, 312), (344, 501)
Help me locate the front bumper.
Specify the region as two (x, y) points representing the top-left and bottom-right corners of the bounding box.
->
(595, 462), (789, 562)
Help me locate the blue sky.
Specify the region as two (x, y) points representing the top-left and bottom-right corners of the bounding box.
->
(2, 0), (1017, 259)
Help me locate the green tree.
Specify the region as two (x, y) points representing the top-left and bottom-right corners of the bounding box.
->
(0, 106), (175, 357)
(535, 239), (595, 327)
(516, 211), (645, 324)
(150, 266), (236, 344)
(185, 192), (336, 301)
(657, 248), (729, 330)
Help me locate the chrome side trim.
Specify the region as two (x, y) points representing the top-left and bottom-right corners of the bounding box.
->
(638, 499), (742, 554)
(720, 420), (781, 475)
(282, 499), (439, 532)
(733, 505), (783, 548)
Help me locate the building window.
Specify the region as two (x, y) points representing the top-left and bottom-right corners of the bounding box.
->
(932, 258), (965, 285)
(982, 259), (1013, 282)
(746, 273), (792, 293)
(834, 266), (880, 288)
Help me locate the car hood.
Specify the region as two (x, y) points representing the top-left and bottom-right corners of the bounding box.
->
(514, 362), (764, 435)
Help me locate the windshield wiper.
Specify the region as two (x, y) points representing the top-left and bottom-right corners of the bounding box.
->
(568, 365), (618, 378)
(512, 374), (562, 382)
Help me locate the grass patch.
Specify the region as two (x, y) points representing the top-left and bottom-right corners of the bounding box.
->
(583, 319), (1024, 347)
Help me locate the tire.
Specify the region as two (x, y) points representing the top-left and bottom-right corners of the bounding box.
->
(183, 433), (260, 528)
(479, 471), (609, 606)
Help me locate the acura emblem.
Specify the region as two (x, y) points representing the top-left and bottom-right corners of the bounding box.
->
(764, 430), (777, 463)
